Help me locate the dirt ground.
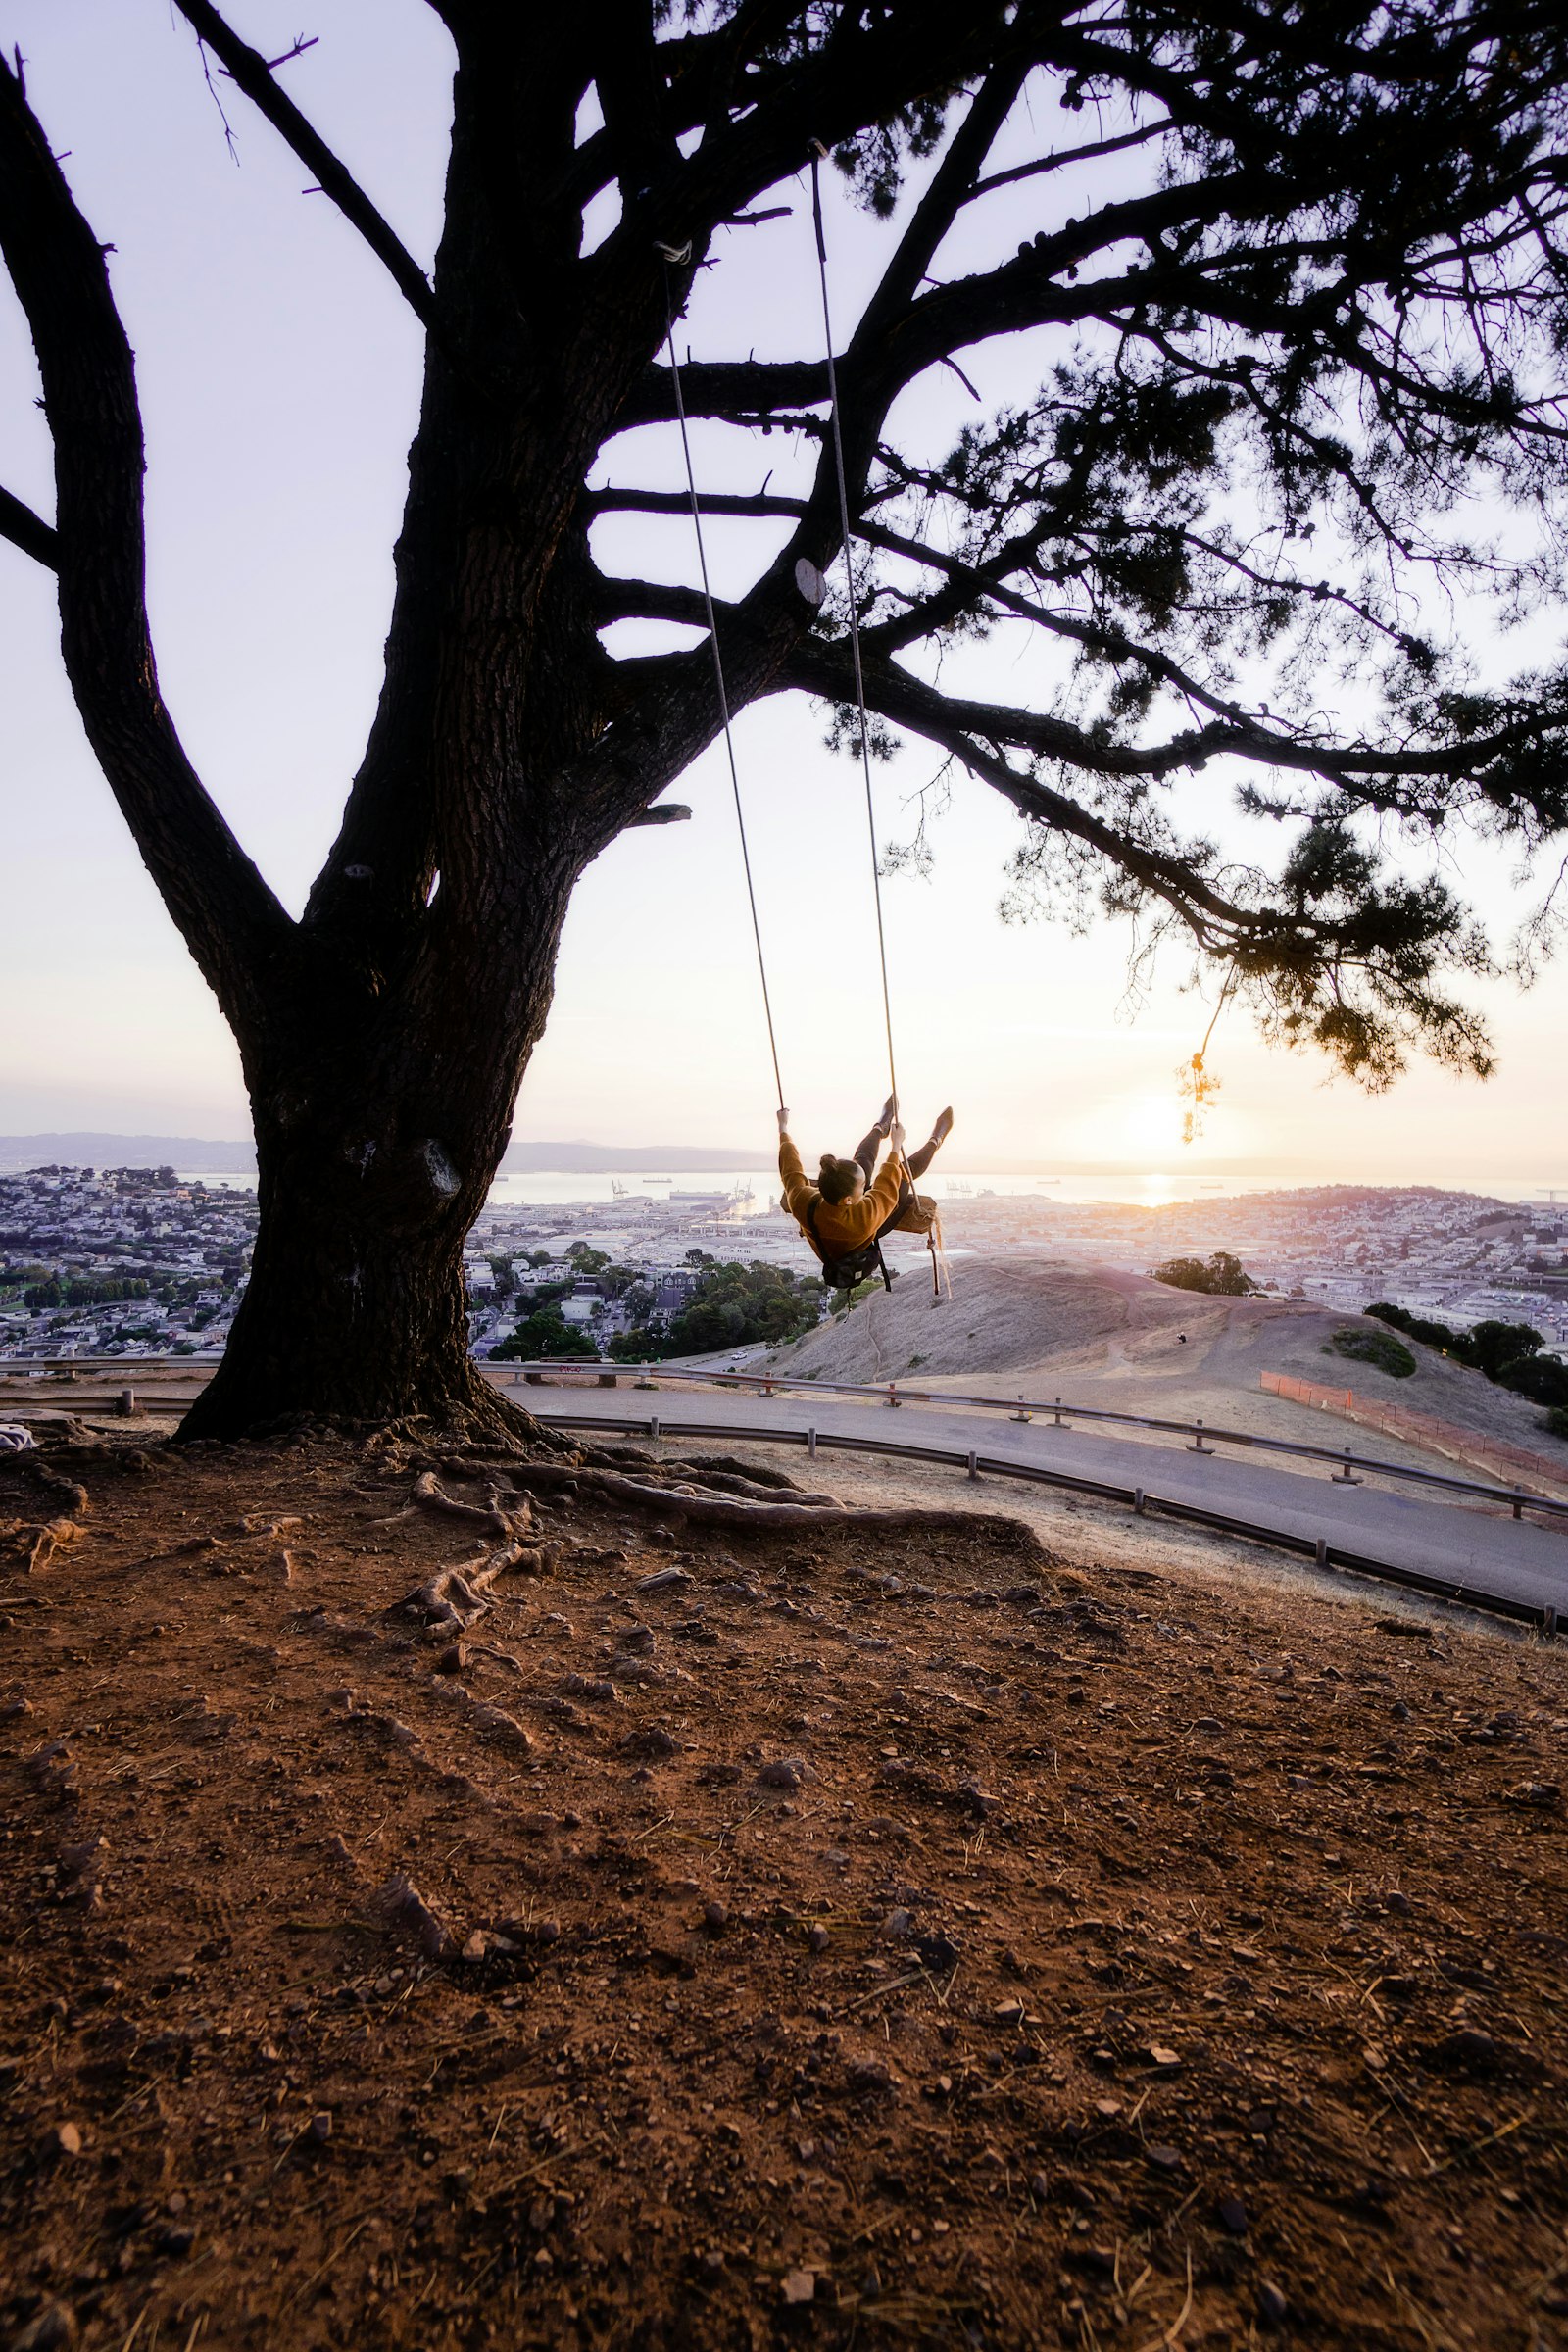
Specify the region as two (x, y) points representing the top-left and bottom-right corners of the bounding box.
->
(3, 1417), (1568, 2352)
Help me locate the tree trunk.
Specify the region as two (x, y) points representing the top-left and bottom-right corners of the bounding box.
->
(177, 983), (550, 1443)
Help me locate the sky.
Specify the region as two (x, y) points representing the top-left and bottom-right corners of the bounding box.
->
(3, 2), (1568, 1198)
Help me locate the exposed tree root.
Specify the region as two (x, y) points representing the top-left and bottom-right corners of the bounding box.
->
(436, 1456), (1042, 1547)
(2, 1516), (82, 1575)
(408, 1469), (522, 1540)
(396, 1533), (545, 1633)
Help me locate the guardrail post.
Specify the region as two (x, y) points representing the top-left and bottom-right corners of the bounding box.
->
(1544, 1606), (1559, 1638)
(598, 1371), (617, 1389)
(967, 1449), (979, 1483)
(1134, 1487), (1145, 1515)
(887, 1383), (900, 1408)
(117, 1388), (135, 1417)
(1314, 1536), (1329, 1567)
(1332, 1450), (1361, 1485)
(1013, 1396), (1032, 1423)
(1189, 1420), (1214, 1455)
(649, 1415), (660, 1443)
(808, 1427), (817, 1461)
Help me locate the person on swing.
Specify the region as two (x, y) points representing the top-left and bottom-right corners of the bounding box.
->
(776, 1096), (954, 1264)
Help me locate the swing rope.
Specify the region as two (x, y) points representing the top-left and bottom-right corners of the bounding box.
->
(661, 203), (947, 1298)
(809, 153), (945, 1299)
(661, 257), (786, 1113)
(808, 147), (903, 1138)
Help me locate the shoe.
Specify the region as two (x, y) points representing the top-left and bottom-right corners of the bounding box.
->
(874, 1093), (897, 1134)
(928, 1106), (955, 1148)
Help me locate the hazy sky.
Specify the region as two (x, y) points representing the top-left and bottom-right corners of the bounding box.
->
(3, 3), (1567, 1195)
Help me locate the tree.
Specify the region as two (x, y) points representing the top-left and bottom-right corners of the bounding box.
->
(666, 1260), (823, 1352)
(1151, 1250), (1255, 1296)
(3, 4), (1568, 1438)
(490, 1308), (597, 1362)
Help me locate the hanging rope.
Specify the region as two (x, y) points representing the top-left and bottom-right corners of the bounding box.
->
(808, 147), (903, 1134)
(659, 250), (786, 1112)
(809, 153), (946, 1300)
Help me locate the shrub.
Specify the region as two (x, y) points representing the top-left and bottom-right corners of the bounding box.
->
(1494, 1352), (1568, 1408)
(1330, 1327), (1417, 1379)
(1543, 1406), (1568, 1441)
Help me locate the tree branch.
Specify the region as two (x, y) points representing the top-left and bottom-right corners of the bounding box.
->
(0, 51), (290, 1033)
(170, 0), (441, 337)
(587, 485), (808, 520)
(0, 480), (56, 567)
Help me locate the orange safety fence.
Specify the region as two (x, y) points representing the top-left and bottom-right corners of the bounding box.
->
(1261, 1370), (1568, 1500)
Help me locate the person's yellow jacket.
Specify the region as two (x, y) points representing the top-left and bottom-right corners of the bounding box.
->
(778, 1131), (903, 1256)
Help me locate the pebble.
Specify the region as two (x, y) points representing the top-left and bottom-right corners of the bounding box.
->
(883, 1909), (913, 1940)
(1147, 2145), (1182, 2172)
(1149, 2044), (1181, 2069)
(434, 1642), (466, 1675)
(562, 1674), (617, 1702)
(10, 2305), (76, 2352)
(637, 1568), (692, 1593)
(916, 1930), (960, 1972)
(703, 1900), (728, 1934)
(1218, 2194), (1249, 2235)
(807, 1926), (830, 1954)
(758, 1759), (804, 1791)
(40, 2121), (81, 2161)
(624, 1726), (678, 1759)
(306, 2112), (333, 2146)
(1028, 2172), (1050, 2199)
(781, 2270), (816, 2306)
(1257, 2280), (1289, 2326)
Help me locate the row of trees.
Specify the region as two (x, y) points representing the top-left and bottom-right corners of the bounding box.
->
(1366, 1301), (1568, 1425)
(489, 1257), (823, 1365)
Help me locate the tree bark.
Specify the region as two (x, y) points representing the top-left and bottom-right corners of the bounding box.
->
(179, 911), (569, 1440)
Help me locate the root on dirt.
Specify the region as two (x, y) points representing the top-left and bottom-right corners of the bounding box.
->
(429, 1439), (1044, 1552)
(397, 1532), (546, 1633)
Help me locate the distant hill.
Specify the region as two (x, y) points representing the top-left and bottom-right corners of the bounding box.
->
(0, 1134), (770, 1175)
(0, 1134), (260, 1173)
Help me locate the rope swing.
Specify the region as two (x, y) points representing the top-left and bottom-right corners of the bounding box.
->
(660, 250), (786, 1113)
(659, 173), (944, 1298)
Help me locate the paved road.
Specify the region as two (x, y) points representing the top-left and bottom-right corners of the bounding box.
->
(500, 1377), (1568, 1623)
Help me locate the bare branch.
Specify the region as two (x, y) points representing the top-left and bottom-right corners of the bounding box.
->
(170, 0), (440, 336)
(0, 51), (290, 1032)
(0, 479), (56, 567)
(624, 802), (692, 827)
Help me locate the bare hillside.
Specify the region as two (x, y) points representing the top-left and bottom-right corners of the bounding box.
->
(764, 1255), (1568, 1463)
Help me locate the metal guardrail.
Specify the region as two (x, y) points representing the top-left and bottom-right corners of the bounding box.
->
(529, 1405), (1564, 1638)
(497, 1358), (1568, 1524)
(7, 1347), (1565, 1526)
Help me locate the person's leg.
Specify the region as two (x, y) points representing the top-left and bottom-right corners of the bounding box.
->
(852, 1124), (882, 1186)
(904, 1105), (954, 1181)
(853, 1095), (898, 1185)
